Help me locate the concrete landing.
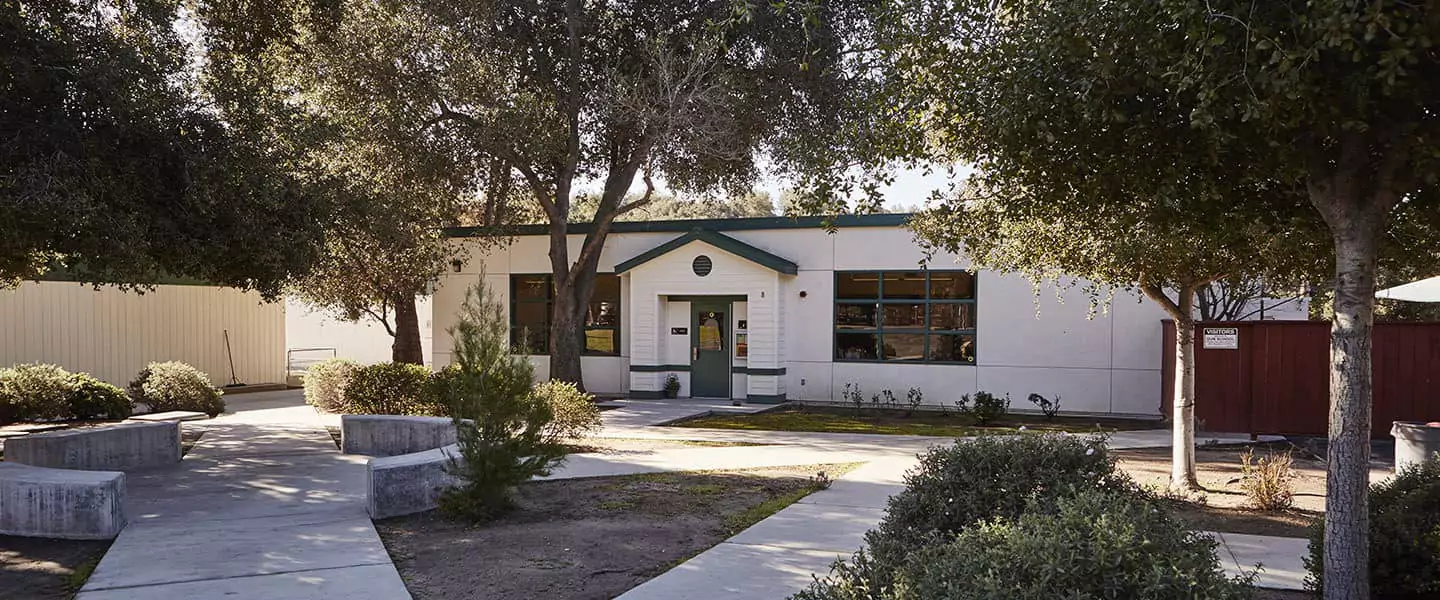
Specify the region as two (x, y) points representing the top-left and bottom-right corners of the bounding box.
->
(77, 390), (408, 600)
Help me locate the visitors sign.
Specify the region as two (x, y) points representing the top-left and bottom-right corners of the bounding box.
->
(1202, 327), (1239, 350)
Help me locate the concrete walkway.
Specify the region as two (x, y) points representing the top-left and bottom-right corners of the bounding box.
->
(77, 391), (408, 600)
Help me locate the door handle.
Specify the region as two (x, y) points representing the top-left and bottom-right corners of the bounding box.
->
(693, 347), (699, 361)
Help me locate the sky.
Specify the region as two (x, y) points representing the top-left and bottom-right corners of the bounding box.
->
(597, 164), (973, 214)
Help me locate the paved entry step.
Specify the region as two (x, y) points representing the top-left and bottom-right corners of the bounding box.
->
(129, 411), (209, 423)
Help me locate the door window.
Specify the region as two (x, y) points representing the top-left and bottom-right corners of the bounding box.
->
(698, 311), (724, 351)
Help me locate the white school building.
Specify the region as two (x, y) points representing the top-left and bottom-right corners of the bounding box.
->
(433, 215), (1169, 418)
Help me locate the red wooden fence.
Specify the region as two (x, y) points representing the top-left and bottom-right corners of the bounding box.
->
(1161, 320), (1440, 438)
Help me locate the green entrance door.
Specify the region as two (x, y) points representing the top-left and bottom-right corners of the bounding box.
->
(690, 301), (730, 398)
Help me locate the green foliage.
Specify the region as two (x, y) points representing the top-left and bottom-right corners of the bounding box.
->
(128, 362), (226, 417)
(2, 0), (329, 294)
(531, 380), (602, 441)
(303, 359), (359, 413)
(433, 278), (565, 521)
(0, 364), (133, 424)
(963, 391), (1009, 425)
(881, 490), (1254, 600)
(66, 375), (132, 421)
(1306, 457), (1440, 597)
(816, 434), (1129, 596)
(0, 364), (74, 423)
(343, 362), (439, 416)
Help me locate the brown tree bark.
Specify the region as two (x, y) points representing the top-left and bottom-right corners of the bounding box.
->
(391, 293), (425, 365)
(1307, 129), (1409, 600)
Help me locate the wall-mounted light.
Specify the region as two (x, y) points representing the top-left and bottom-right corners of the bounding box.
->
(799, 290), (808, 299)
(450, 259), (464, 273)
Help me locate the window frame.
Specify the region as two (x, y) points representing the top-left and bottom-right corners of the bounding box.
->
(832, 269), (977, 365)
(509, 273), (622, 356)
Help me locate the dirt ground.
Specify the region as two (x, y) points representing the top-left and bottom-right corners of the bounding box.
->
(376, 464), (850, 600)
(0, 536), (110, 600)
(1114, 443), (1391, 538)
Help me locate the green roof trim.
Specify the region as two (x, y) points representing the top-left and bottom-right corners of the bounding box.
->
(614, 229), (799, 275)
(443, 213), (912, 238)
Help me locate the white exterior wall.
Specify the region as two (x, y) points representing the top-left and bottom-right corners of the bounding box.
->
(0, 282), (285, 386)
(437, 223), (1170, 416)
(284, 296), (433, 366)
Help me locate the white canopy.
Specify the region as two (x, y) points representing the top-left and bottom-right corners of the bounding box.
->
(1376, 276), (1440, 302)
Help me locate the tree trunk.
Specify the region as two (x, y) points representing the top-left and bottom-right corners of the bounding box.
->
(1171, 304), (1198, 490)
(548, 244), (603, 390)
(1142, 282), (1200, 490)
(391, 293), (424, 365)
(1320, 219), (1380, 600)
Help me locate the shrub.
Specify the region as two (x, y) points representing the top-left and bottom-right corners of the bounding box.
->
(809, 433), (1131, 597)
(532, 380), (601, 440)
(344, 362), (439, 416)
(304, 358), (358, 413)
(1239, 449), (1295, 511)
(433, 279), (568, 521)
(129, 362), (226, 416)
(1026, 392), (1062, 420)
(0, 363), (75, 423)
(905, 387), (923, 416)
(965, 390), (1010, 425)
(67, 374), (132, 420)
(879, 490), (1254, 600)
(1305, 455), (1440, 597)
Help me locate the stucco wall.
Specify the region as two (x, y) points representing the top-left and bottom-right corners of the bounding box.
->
(437, 223), (1170, 416)
(0, 282), (285, 386)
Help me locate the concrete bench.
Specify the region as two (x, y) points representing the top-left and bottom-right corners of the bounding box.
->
(0, 463), (125, 539)
(342, 415), (456, 457)
(5, 421), (180, 471)
(367, 444), (462, 519)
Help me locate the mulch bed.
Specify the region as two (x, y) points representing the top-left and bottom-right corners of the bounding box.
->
(376, 464), (848, 600)
(1112, 443), (1388, 538)
(0, 536), (110, 600)
(673, 404), (1161, 437)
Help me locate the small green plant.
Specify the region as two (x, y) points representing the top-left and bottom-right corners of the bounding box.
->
(1239, 448), (1295, 511)
(843, 382), (864, 414)
(433, 278), (568, 522)
(951, 394), (970, 415)
(128, 362), (225, 416)
(880, 389), (898, 411)
(869, 392), (882, 412)
(811, 469), (833, 490)
(663, 373), (681, 398)
(345, 362), (437, 415)
(965, 390), (1010, 425)
(905, 387), (923, 417)
(303, 358), (358, 413)
(531, 380), (601, 440)
(1027, 392), (1062, 420)
(1306, 455), (1440, 597)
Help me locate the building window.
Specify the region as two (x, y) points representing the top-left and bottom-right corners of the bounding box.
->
(834, 270), (976, 363)
(510, 273), (622, 356)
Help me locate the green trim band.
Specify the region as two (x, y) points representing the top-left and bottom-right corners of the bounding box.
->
(446, 214), (912, 238)
(665, 295), (747, 302)
(735, 367), (786, 376)
(629, 364), (691, 372)
(628, 390), (665, 399)
(746, 394), (788, 405)
(614, 229), (798, 275)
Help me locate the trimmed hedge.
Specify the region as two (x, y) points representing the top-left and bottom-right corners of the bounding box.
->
(1305, 455), (1440, 597)
(344, 362), (440, 416)
(797, 433), (1134, 598)
(129, 361), (226, 416)
(303, 358), (358, 413)
(888, 489), (1254, 600)
(0, 363), (132, 424)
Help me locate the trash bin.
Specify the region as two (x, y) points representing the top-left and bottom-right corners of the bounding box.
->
(1391, 421), (1440, 473)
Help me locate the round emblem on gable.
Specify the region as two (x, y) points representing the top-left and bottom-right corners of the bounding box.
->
(692, 255), (713, 277)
